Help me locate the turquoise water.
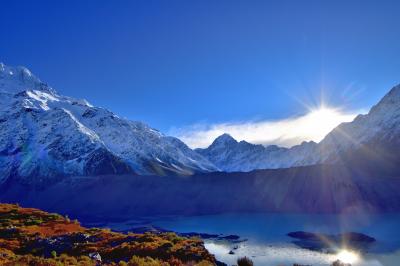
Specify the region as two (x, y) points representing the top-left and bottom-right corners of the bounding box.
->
(152, 213), (400, 266)
(103, 213), (400, 266)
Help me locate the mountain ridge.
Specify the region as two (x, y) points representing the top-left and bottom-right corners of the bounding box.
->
(0, 63), (218, 183)
(2, 62), (399, 181)
(197, 84), (400, 172)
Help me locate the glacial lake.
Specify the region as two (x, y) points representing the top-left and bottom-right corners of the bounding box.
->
(98, 213), (400, 266)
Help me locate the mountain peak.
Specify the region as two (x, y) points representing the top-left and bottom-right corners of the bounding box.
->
(212, 133), (238, 146)
(0, 63), (54, 95)
(365, 83), (400, 117)
(0, 63), (35, 80)
(0, 63), (218, 180)
(383, 83), (400, 101)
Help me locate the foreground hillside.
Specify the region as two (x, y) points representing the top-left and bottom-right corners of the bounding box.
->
(0, 203), (216, 266)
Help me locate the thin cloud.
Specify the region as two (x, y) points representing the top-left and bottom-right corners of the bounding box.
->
(170, 108), (362, 149)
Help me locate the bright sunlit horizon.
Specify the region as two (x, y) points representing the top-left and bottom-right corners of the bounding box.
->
(171, 104), (361, 149)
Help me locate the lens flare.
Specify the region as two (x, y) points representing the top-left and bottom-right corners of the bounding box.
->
(336, 250), (359, 264)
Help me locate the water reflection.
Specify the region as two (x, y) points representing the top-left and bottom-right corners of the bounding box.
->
(99, 213), (400, 266)
(205, 241), (397, 266)
(152, 213), (400, 266)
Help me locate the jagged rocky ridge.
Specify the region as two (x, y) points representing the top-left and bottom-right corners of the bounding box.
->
(0, 63), (217, 183)
(197, 84), (400, 172)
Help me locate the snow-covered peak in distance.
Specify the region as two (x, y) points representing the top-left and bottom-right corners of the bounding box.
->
(210, 133), (238, 147)
(0, 63), (217, 184)
(198, 84), (400, 172)
(197, 133), (317, 172)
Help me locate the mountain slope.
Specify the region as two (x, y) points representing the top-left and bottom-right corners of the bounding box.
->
(319, 85), (400, 161)
(0, 63), (217, 183)
(2, 163), (399, 219)
(197, 84), (400, 172)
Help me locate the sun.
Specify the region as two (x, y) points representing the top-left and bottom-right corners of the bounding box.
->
(308, 107), (344, 134)
(308, 107), (341, 120)
(301, 106), (356, 142)
(336, 250), (359, 264)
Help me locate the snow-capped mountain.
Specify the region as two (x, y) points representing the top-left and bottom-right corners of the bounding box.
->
(197, 84), (400, 172)
(0, 63), (217, 183)
(318, 84), (400, 160)
(196, 134), (318, 172)
(2, 62), (398, 181)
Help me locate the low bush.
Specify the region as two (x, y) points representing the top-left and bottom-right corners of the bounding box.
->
(237, 256), (253, 266)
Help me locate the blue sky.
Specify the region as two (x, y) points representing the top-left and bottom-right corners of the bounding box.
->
(1, 0), (400, 147)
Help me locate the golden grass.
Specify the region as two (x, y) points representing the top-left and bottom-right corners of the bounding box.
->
(0, 203), (216, 266)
